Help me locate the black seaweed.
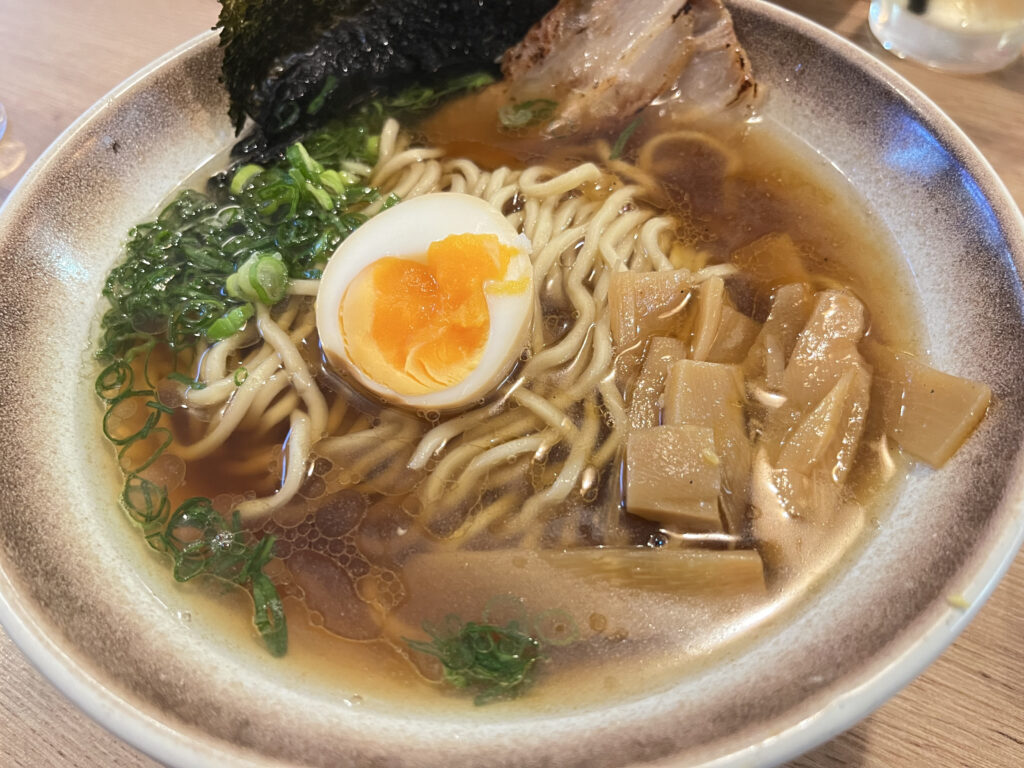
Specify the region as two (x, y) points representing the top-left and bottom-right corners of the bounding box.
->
(219, 0), (558, 142)
(217, 0), (362, 130)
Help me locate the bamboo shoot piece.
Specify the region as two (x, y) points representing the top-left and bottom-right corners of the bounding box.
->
(390, 548), (768, 666)
(775, 363), (871, 483)
(730, 233), (810, 289)
(628, 336), (689, 429)
(706, 305), (762, 364)
(664, 360), (750, 535)
(609, 268), (692, 352)
(690, 275), (725, 362)
(744, 282), (814, 390)
(622, 337), (688, 430)
(752, 456), (841, 524)
(400, 549), (765, 607)
(625, 425), (722, 531)
(862, 340), (991, 468)
(539, 548), (766, 595)
(750, 448), (864, 578)
(782, 290), (867, 410)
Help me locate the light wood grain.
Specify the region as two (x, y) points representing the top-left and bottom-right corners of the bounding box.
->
(0, 1), (1021, 766)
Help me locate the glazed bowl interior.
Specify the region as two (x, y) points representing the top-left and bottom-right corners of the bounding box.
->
(1, 2), (1023, 767)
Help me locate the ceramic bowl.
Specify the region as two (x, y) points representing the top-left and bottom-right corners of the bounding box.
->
(0, 2), (1022, 766)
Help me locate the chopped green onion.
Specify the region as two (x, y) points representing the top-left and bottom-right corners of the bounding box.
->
(307, 183), (335, 211)
(385, 71), (495, 112)
(285, 142), (324, 181)
(318, 169), (346, 195)
(167, 371), (207, 390)
(226, 252), (289, 306)
(117, 426), (172, 474)
(498, 99), (558, 129)
(122, 473), (171, 526)
(387, 84), (436, 110)
(229, 163), (264, 195)
(609, 116), (643, 161)
(446, 71), (497, 94)
(252, 572), (288, 657)
(252, 255), (288, 303)
(93, 84), (486, 658)
(159, 500), (287, 654)
(405, 615), (541, 705)
(306, 74), (339, 116)
(206, 303), (254, 341)
(234, 366), (249, 386)
(145, 399), (176, 415)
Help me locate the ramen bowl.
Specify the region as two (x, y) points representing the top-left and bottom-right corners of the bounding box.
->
(0, 1), (1022, 766)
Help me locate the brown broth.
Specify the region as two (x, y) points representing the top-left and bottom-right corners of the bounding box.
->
(149, 117), (923, 714)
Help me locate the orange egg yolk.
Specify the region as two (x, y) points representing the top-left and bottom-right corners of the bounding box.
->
(340, 233), (526, 395)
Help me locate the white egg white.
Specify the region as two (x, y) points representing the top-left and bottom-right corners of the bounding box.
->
(315, 192), (533, 410)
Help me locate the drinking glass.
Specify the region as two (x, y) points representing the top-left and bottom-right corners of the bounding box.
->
(869, 0), (1024, 74)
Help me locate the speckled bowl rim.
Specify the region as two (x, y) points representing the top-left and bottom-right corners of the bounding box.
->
(0, 36), (262, 768)
(0, 2), (1022, 767)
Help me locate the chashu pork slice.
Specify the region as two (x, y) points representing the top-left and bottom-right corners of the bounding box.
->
(501, 0), (757, 135)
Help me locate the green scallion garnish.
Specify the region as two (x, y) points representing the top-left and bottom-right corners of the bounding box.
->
(609, 115), (643, 161)
(498, 99), (558, 130)
(405, 615), (541, 705)
(94, 72), (495, 658)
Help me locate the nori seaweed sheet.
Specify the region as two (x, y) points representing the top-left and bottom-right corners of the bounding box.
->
(221, 0), (558, 141)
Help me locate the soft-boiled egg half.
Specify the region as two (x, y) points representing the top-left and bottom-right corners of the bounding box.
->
(316, 193), (533, 411)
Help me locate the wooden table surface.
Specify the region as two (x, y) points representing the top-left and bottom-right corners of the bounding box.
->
(0, 1), (1021, 766)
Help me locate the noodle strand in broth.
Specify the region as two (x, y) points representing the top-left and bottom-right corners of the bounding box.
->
(95, 87), (990, 703)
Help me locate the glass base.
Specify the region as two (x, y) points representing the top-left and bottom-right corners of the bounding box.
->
(869, 1), (1024, 75)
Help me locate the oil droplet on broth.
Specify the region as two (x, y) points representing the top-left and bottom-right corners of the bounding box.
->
(150, 119), (928, 713)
